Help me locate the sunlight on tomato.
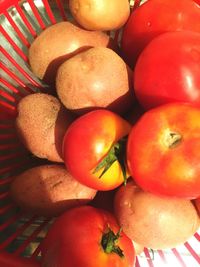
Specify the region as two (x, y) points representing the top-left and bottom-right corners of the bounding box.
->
(63, 109), (131, 190)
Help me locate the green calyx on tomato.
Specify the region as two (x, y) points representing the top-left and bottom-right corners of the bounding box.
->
(101, 227), (124, 258)
(93, 136), (128, 185)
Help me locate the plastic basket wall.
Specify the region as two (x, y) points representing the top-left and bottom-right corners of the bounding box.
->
(0, 0), (200, 266)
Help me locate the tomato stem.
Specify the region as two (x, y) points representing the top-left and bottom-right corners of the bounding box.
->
(92, 136), (128, 185)
(101, 227), (124, 258)
(164, 131), (182, 148)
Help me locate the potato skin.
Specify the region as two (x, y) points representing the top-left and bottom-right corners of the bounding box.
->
(10, 165), (97, 217)
(16, 93), (73, 162)
(56, 47), (134, 114)
(114, 181), (200, 249)
(28, 21), (115, 85)
(69, 0), (130, 31)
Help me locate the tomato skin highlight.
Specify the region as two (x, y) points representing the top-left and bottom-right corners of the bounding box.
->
(127, 103), (200, 199)
(122, 0), (200, 67)
(63, 109), (131, 190)
(41, 206), (135, 267)
(134, 31), (200, 110)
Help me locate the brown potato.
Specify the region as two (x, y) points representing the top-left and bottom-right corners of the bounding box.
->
(56, 47), (134, 114)
(69, 0), (130, 31)
(28, 21), (116, 85)
(114, 181), (200, 249)
(16, 93), (73, 162)
(10, 165), (97, 217)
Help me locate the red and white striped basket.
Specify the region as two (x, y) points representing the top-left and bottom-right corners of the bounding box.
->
(0, 0), (200, 266)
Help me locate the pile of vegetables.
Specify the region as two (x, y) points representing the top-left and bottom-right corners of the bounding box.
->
(9, 0), (200, 266)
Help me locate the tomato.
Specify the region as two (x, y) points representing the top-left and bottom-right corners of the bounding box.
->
(41, 206), (135, 267)
(127, 103), (200, 199)
(122, 0), (200, 67)
(194, 0), (200, 5)
(63, 109), (131, 190)
(134, 31), (200, 110)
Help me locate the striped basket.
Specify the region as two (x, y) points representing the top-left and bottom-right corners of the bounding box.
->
(0, 0), (200, 266)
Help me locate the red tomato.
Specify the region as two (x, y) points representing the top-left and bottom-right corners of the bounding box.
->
(194, 0), (200, 5)
(41, 206), (135, 267)
(63, 109), (131, 190)
(122, 0), (200, 67)
(127, 103), (200, 199)
(134, 31), (200, 110)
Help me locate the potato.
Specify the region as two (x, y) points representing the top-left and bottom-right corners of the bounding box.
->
(10, 165), (97, 217)
(114, 181), (200, 249)
(28, 21), (116, 85)
(56, 47), (134, 114)
(132, 241), (144, 255)
(16, 93), (73, 162)
(69, 0), (130, 31)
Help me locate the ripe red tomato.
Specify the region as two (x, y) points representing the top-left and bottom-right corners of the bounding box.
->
(41, 206), (135, 267)
(122, 0), (200, 67)
(134, 31), (200, 110)
(63, 109), (131, 190)
(194, 0), (200, 5)
(127, 103), (200, 199)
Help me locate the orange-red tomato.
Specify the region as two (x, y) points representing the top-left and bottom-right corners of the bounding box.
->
(63, 109), (131, 190)
(127, 103), (200, 199)
(41, 206), (135, 267)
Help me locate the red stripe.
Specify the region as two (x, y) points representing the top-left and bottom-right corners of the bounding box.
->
(0, 25), (28, 61)
(14, 219), (50, 256)
(0, 216), (36, 250)
(157, 249), (167, 263)
(0, 159), (31, 175)
(0, 107), (16, 118)
(0, 177), (13, 186)
(0, 124), (15, 129)
(55, 0), (67, 20)
(0, 142), (21, 150)
(135, 257), (141, 267)
(0, 101), (17, 115)
(27, 0), (46, 30)
(0, 191), (9, 200)
(172, 248), (187, 267)
(0, 204), (15, 216)
(0, 88), (16, 103)
(0, 132), (16, 139)
(1, 48), (41, 87)
(144, 248), (155, 267)
(194, 232), (200, 242)
(1, 63), (34, 93)
(0, 151), (28, 161)
(132, 0), (142, 11)
(42, 0), (56, 24)
(184, 242), (200, 264)
(0, 213), (22, 232)
(15, 4), (37, 37)
(4, 11), (30, 47)
(1, 77), (26, 97)
(31, 243), (42, 259)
